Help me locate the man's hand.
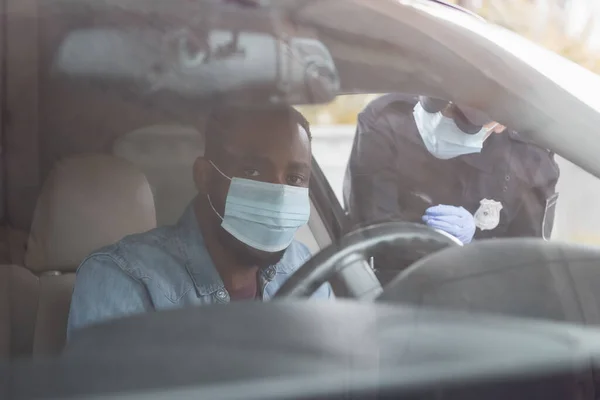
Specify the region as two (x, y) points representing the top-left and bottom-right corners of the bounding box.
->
(422, 205), (476, 244)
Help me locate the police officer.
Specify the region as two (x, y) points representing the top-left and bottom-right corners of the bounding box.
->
(343, 93), (560, 243)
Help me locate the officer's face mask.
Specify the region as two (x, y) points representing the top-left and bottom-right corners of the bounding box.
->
(206, 161), (311, 253)
(413, 102), (498, 160)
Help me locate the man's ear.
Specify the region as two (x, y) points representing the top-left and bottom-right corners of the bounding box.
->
(494, 124), (507, 134)
(193, 156), (210, 194)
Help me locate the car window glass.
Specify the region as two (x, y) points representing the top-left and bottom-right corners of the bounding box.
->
(303, 94), (600, 246)
(298, 95), (380, 204)
(5, 0), (600, 358)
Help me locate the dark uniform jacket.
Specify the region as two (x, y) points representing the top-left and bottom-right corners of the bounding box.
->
(343, 94), (560, 240)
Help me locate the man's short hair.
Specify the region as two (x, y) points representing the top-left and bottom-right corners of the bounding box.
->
(204, 106), (312, 159)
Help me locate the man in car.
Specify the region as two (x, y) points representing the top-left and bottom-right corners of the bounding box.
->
(343, 93), (560, 244)
(67, 106), (333, 337)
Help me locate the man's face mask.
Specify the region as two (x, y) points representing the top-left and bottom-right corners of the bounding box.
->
(413, 102), (498, 160)
(206, 161), (311, 253)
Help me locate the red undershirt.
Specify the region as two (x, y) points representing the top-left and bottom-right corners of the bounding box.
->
(228, 273), (261, 301)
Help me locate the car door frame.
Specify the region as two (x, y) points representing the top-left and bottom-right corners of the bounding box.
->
(309, 156), (348, 244)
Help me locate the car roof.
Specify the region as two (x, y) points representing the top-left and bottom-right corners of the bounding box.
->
(296, 0), (600, 177)
(48, 0), (600, 179)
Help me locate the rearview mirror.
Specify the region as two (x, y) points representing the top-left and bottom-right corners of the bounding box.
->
(52, 27), (340, 107)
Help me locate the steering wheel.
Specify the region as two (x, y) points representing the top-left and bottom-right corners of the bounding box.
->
(274, 222), (462, 299)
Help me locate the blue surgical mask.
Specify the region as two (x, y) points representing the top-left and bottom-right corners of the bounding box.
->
(206, 161), (310, 252)
(413, 102), (497, 160)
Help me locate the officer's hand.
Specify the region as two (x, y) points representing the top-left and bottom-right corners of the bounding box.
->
(422, 205), (476, 244)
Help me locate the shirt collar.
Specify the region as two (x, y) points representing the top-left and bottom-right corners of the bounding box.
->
(175, 201), (296, 296)
(176, 203), (224, 296)
(458, 132), (507, 173)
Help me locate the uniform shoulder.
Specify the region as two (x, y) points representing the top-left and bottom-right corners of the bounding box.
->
(507, 130), (560, 184)
(507, 130), (556, 159)
(362, 93), (419, 120)
(507, 130), (553, 153)
(357, 93), (423, 147)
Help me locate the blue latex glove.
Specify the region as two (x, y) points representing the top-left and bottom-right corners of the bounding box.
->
(422, 204), (476, 244)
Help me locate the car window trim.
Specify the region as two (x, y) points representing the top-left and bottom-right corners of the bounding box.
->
(309, 156), (347, 241)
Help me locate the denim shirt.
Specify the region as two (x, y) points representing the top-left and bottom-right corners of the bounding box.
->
(67, 205), (333, 339)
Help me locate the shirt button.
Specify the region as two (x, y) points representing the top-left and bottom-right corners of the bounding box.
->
(265, 267), (276, 281)
(216, 289), (228, 300)
(505, 175), (510, 181)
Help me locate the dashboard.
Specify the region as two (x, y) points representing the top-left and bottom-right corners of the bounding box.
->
(3, 300), (600, 399)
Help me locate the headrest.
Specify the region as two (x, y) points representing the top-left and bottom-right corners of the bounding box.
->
(25, 154), (156, 273)
(113, 124), (204, 163)
(113, 124), (203, 226)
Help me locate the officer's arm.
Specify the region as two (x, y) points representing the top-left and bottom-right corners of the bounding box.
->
(343, 107), (405, 227)
(506, 156), (560, 239)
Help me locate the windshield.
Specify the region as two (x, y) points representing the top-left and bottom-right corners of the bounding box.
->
(304, 94), (599, 245)
(5, 0), (600, 374)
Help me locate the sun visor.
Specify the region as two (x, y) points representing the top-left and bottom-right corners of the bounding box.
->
(52, 27), (340, 107)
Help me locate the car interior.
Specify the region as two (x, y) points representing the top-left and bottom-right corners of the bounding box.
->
(0, 0), (339, 359)
(0, 0), (576, 342)
(1, 129), (330, 360)
(7, 0), (600, 399)
(0, 0), (466, 361)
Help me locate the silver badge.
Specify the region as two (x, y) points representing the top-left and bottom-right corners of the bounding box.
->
(474, 199), (503, 231)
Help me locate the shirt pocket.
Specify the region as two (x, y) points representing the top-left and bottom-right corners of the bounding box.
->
(128, 248), (195, 306)
(465, 170), (511, 237)
(511, 145), (559, 188)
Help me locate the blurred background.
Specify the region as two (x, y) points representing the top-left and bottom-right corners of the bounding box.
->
(302, 0), (600, 244)
(301, 0), (600, 124)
